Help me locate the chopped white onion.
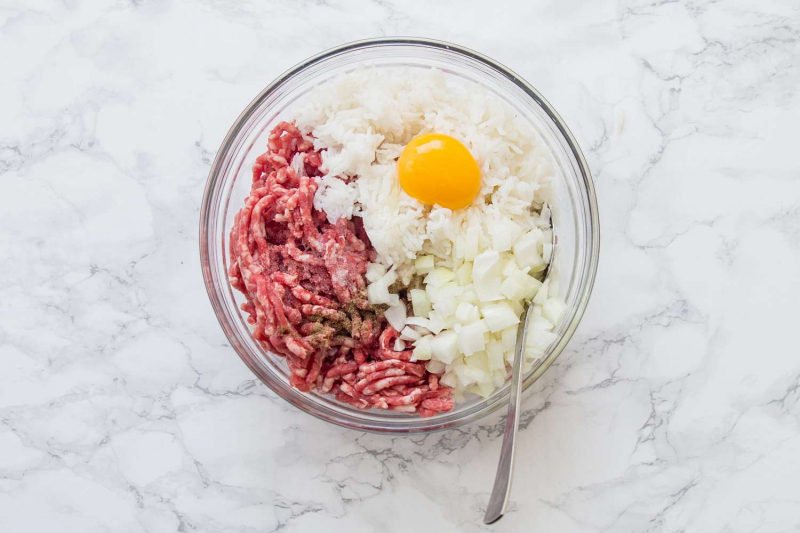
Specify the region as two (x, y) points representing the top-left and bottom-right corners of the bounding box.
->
(501, 325), (518, 353)
(513, 230), (545, 269)
(481, 301), (520, 332)
(472, 250), (502, 280)
(469, 351), (490, 372)
(399, 326), (422, 341)
(426, 359), (446, 374)
(543, 297), (566, 324)
(382, 268), (398, 287)
(426, 311), (446, 335)
(430, 330), (459, 364)
(367, 282), (391, 305)
(492, 369), (507, 387)
(529, 315), (554, 331)
(455, 363), (486, 387)
(458, 288), (478, 305)
(412, 335), (432, 361)
(394, 338), (406, 351)
(490, 218), (522, 252)
(500, 275), (526, 301)
(406, 316), (430, 328)
(457, 320), (488, 356)
(475, 275), (503, 302)
(366, 267), (398, 305)
(533, 278), (549, 304)
(397, 200), (557, 399)
(455, 302), (480, 324)
(456, 262), (473, 285)
(472, 380), (495, 398)
(409, 288), (431, 318)
(440, 372), (457, 388)
(432, 284), (463, 317)
(414, 255), (435, 274)
(384, 302), (407, 331)
(366, 262), (387, 283)
(424, 267), (454, 287)
(486, 338), (506, 371)
(527, 329), (557, 353)
(519, 272), (543, 299)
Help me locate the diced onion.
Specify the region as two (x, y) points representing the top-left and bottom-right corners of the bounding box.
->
(384, 302), (407, 331)
(367, 282), (391, 305)
(440, 372), (457, 388)
(468, 351), (490, 372)
(426, 359), (446, 374)
(430, 331), (459, 364)
(486, 338), (506, 371)
(529, 315), (554, 331)
(489, 219), (522, 252)
(432, 284), (463, 317)
(472, 380), (495, 398)
(366, 262), (387, 283)
(382, 268), (398, 287)
(472, 250), (502, 280)
(455, 364), (486, 387)
(513, 230), (545, 269)
(518, 272), (543, 300)
(456, 262), (473, 285)
(455, 302), (480, 324)
(398, 201), (557, 399)
(475, 276), (503, 302)
(458, 288), (478, 304)
(457, 320), (488, 356)
(414, 255), (435, 274)
(412, 335), (433, 361)
(527, 329), (557, 353)
(426, 311), (446, 335)
(400, 326), (422, 341)
(543, 297), (566, 324)
(406, 316), (430, 328)
(409, 288), (431, 318)
(502, 258), (518, 277)
(481, 301), (520, 332)
(366, 267), (399, 305)
(394, 338), (406, 351)
(425, 267), (454, 287)
(492, 369), (507, 387)
(501, 325), (518, 353)
(533, 279), (549, 304)
(500, 275), (526, 301)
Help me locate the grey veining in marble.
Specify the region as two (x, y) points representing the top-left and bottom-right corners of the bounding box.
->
(1, 0), (800, 531)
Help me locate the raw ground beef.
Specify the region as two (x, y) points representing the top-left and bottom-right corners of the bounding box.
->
(228, 122), (454, 417)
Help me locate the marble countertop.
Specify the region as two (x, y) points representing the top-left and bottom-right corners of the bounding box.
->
(2, 1), (799, 531)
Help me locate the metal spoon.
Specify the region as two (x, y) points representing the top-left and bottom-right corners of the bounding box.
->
(484, 204), (554, 525)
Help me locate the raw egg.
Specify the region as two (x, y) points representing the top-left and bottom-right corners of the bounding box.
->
(397, 133), (480, 210)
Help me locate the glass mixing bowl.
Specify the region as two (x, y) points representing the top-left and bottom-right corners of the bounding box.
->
(199, 38), (600, 434)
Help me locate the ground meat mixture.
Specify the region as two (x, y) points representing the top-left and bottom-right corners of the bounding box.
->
(228, 122), (454, 417)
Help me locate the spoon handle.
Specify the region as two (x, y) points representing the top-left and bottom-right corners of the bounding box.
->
(484, 303), (532, 524)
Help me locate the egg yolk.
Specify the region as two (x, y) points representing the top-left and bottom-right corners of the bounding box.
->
(397, 133), (481, 210)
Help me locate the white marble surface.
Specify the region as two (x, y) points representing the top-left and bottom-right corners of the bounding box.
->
(2, 0), (800, 531)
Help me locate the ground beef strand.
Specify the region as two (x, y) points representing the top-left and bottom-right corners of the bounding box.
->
(228, 121), (454, 416)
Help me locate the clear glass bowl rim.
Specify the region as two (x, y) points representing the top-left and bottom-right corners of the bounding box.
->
(199, 37), (600, 434)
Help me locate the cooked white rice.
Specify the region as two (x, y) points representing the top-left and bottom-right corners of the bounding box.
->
(296, 67), (555, 281)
